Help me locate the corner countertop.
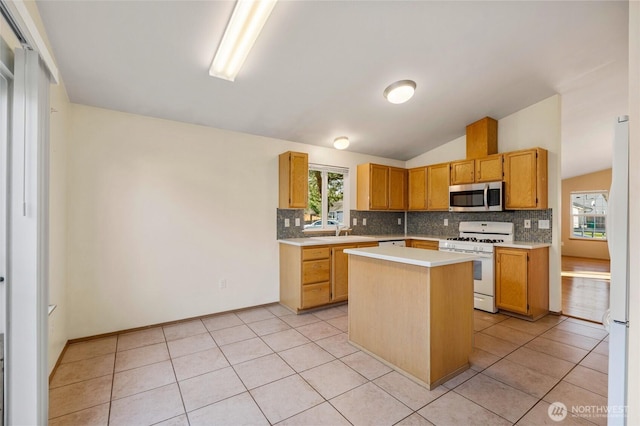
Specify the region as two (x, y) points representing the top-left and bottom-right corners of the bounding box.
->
(344, 246), (478, 268)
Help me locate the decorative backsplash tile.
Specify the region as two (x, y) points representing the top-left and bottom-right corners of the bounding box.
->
(276, 209), (306, 239)
(407, 209), (553, 243)
(277, 208), (553, 243)
(349, 210), (406, 235)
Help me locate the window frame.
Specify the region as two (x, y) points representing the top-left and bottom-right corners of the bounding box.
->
(304, 163), (349, 232)
(569, 190), (608, 241)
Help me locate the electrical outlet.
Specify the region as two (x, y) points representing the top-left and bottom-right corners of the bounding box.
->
(353, 218), (357, 226)
(398, 218), (402, 225)
(284, 218), (290, 227)
(363, 218), (367, 226)
(444, 219), (448, 226)
(538, 219), (550, 229)
(524, 219), (531, 229)
(295, 218), (300, 227)
(219, 279), (227, 289)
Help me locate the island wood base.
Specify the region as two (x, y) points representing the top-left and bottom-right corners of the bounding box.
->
(348, 255), (474, 389)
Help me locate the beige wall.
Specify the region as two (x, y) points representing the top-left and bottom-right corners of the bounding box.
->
(65, 104), (404, 339)
(407, 95), (563, 312)
(561, 169), (611, 260)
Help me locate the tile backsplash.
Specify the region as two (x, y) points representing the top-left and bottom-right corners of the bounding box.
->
(407, 209), (553, 243)
(277, 208), (552, 243)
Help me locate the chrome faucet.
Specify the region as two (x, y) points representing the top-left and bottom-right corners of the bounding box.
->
(336, 223), (341, 236)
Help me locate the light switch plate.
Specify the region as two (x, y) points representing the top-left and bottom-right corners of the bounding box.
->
(284, 218), (290, 227)
(353, 218), (357, 226)
(538, 219), (550, 229)
(444, 219), (448, 226)
(363, 218), (367, 226)
(295, 218), (300, 227)
(524, 219), (531, 229)
(398, 218), (402, 225)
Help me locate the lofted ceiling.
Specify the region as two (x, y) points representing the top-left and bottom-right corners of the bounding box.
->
(36, 0), (628, 179)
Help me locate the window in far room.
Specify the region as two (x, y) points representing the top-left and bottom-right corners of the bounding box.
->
(305, 165), (349, 230)
(570, 191), (608, 240)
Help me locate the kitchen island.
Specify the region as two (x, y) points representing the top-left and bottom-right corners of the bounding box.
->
(345, 246), (477, 389)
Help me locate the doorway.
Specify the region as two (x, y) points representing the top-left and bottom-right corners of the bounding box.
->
(561, 255), (610, 323)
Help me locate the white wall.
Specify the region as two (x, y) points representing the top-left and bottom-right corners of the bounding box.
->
(48, 81), (69, 372)
(65, 104), (403, 339)
(406, 95), (563, 312)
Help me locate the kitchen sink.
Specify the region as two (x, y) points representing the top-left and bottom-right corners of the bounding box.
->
(310, 236), (377, 243)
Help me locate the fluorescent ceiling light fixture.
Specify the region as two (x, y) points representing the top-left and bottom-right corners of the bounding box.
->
(209, 0), (277, 81)
(333, 136), (350, 150)
(383, 80), (417, 104)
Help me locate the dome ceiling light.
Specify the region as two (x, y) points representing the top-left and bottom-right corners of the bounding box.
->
(383, 80), (417, 104)
(333, 136), (350, 150)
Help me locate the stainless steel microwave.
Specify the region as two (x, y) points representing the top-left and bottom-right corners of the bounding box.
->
(449, 181), (504, 212)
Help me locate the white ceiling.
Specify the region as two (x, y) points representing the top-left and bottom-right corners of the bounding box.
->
(36, 0), (628, 179)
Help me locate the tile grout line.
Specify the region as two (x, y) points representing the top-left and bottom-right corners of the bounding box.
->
(162, 323), (189, 425)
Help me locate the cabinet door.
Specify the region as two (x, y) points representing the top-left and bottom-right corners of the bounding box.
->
(411, 240), (439, 250)
(495, 248), (529, 314)
(388, 167), (407, 210)
(331, 244), (357, 302)
(504, 150), (537, 209)
(475, 155), (503, 182)
(370, 164), (389, 210)
(408, 167), (427, 210)
(427, 163), (450, 211)
(450, 160), (475, 185)
(279, 151), (308, 209)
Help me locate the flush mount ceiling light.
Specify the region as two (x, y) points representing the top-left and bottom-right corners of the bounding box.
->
(209, 0), (277, 82)
(383, 80), (417, 104)
(333, 136), (350, 150)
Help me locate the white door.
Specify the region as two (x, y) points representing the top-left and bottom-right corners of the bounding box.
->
(0, 70), (8, 424)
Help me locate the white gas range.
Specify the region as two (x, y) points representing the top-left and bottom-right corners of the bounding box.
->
(438, 221), (514, 313)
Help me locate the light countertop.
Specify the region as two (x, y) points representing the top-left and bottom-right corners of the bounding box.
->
(494, 242), (551, 249)
(278, 234), (441, 247)
(278, 235), (549, 249)
(344, 246), (479, 268)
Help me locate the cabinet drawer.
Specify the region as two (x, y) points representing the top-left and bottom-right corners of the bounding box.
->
(302, 247), (330, 261)
(302, 259), (330, 284)
(302, 282), (330, 308)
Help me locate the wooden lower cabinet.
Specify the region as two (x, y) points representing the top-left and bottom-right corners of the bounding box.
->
(280, 242), (379, 313)
(408, 240), (439, 250)
(495, 246), (549, 321)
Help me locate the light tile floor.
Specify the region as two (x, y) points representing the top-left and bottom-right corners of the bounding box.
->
(49, 304), (611, 425)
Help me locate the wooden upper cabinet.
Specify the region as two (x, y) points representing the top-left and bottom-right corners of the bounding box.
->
(427, 163), (450, 211)
(466, 117), (498, 159)
(503, 148), (548, 210)
(408, 167), (428, 210)
(357, 163), (406, 210)
(279, 151), (308, 209)
(450, 159), (475, 185)
(388, 167), (408, 210)
(475, 154), (503, 182)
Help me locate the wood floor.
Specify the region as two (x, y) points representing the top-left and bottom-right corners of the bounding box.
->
(561, 256), (610, 323)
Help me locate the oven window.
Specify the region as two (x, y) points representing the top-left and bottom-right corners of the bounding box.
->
(473, 260), (482, 281)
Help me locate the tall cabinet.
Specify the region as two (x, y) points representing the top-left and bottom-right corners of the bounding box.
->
(503, 148), (548, 210)
(279, 151), (308, 209)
